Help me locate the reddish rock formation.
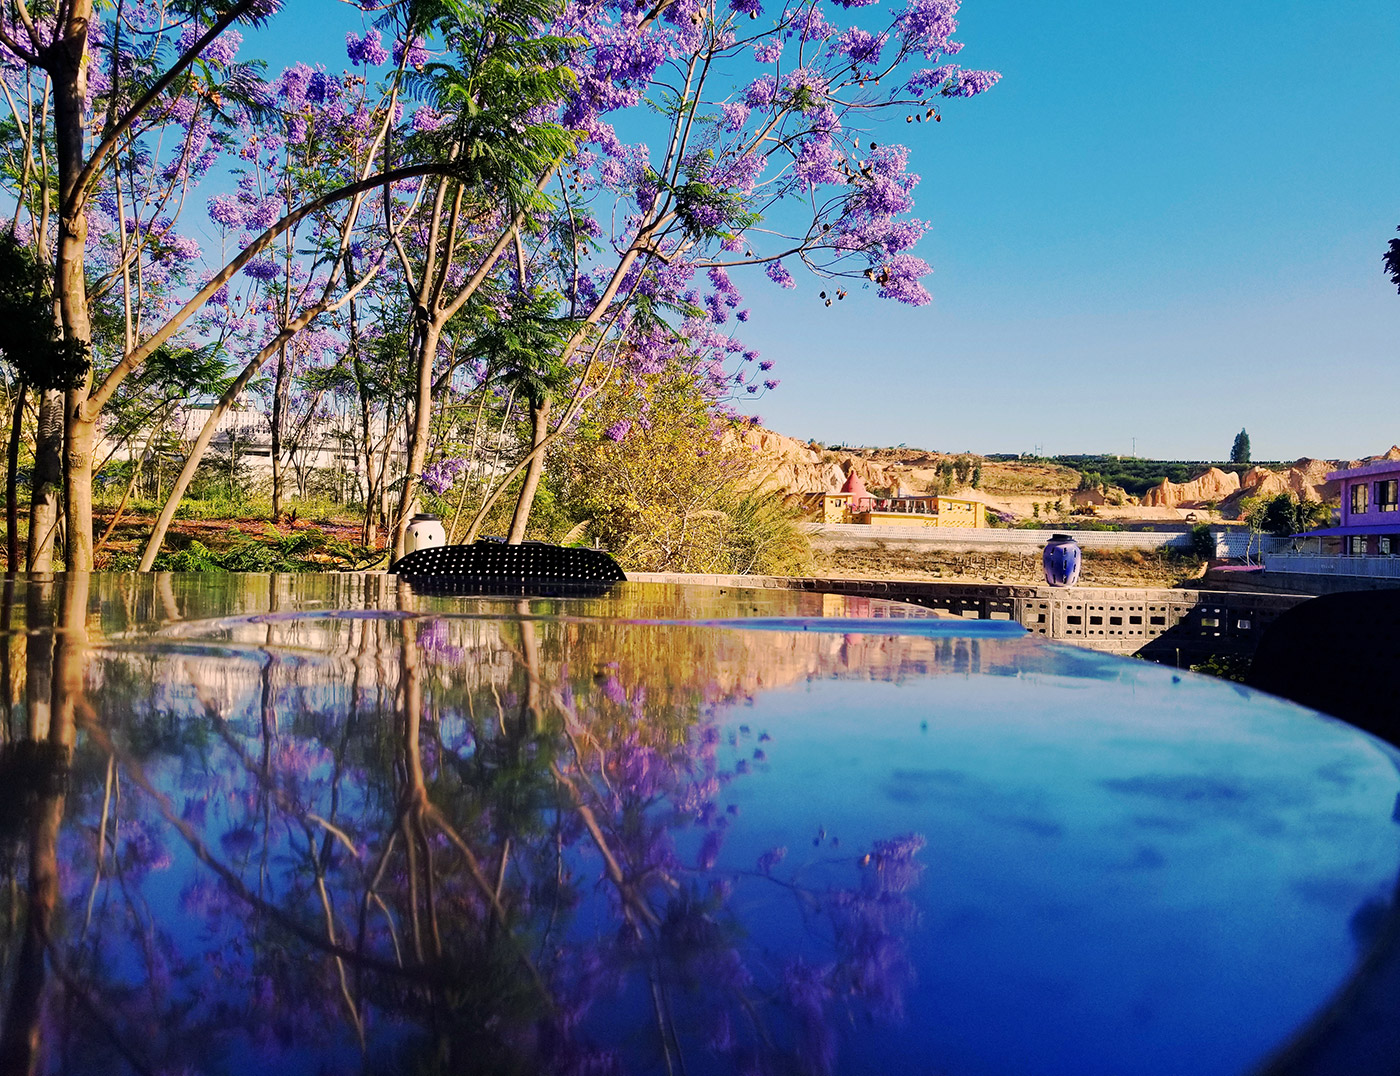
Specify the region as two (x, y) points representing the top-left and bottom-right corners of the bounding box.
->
(734, 428), (845, 493)
(1141, 467), (1240, 508)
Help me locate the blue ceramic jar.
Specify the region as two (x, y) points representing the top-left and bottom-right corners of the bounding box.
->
(1043, 533), (1082, 587)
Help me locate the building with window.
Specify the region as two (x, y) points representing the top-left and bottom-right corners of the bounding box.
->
(1314, 459), (1400, 555)
(1260, 458), (1400, 584)
(820, 471), (985, 528)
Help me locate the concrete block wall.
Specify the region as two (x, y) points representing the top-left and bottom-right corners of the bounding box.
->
(626, 572), (1309, 660)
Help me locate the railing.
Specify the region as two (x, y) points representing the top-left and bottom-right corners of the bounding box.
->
(1263, 553), (1400, 578)
(805, 523), (1196, 552)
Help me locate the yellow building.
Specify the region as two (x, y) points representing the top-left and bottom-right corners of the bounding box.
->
(820, 472), (984, 528)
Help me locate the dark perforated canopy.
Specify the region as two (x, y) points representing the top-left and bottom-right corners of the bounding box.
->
(390, 542), (626, 596)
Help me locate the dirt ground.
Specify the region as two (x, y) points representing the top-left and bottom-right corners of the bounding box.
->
(812, 545), (1210, 589)
(90, 513), (377, 569)
(82, 512), (1203, 587)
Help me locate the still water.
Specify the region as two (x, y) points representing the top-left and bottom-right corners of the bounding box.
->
(1, 573), (1398, 1075)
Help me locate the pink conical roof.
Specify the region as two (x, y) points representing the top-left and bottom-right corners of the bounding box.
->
(840, 471), (867, 498)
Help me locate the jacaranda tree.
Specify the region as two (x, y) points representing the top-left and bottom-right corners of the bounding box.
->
(0, 0), (996, 567)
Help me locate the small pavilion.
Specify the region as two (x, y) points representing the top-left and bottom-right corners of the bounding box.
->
(820, 471), (984, 528)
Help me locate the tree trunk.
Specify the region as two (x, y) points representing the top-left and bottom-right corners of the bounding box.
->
(27, 390), (63, 571)
(63, 404), (95, 572)
(51, 4), (96, 573)
(7, 382), (25, 571)
(270, 343), (290, 521)
(391, 319), (441, 560)
(506, 397), (550, 544)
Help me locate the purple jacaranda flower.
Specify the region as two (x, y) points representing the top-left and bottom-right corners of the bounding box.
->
(394, 35), (431, 68)
(242, 257), (280, 281)
(166, 234), (201, 260)
(743, 74), (777, 108)
(422, 456), (466, 494)
(900, 0), (961, 56)
(836, 27), (884, 67)
(604, 419), (632, 441)
(178, 25), (242, 65)
(412, 106), (446, 132)
(754, 37), (783, 63)
(244, 196), (283, 229)
(763, 379), (780, 390)
(877, 252), (933, 305)
(306, 71), (336, 103)
(720, 101), (749, 131)
(758, 360), (773, 370)
(207, 194), (245, 230)
(949, 68), (1001, 96)
(765, 261), (795, 289)
(346, 29), (389, 66)
(796, 5), (834, 40)
(906, 64), (958, 96)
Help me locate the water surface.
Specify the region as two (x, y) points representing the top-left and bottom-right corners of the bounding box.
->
(0, 573), (1397, 1075)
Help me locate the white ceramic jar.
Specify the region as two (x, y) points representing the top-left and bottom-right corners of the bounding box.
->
(404, 513), (447, 554)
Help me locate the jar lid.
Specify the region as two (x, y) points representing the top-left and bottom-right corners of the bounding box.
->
(1049, 533), (1074, 542)
(410, 513), (441, 523)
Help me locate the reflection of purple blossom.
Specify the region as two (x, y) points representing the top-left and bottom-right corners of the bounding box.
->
(601, 674), (626, 705)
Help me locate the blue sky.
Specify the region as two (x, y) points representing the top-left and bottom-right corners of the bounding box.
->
(264, 0), (1400, 461)
(733, 0), (1400, 460)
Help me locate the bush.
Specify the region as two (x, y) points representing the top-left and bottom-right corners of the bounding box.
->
(146, 527), (371, 572)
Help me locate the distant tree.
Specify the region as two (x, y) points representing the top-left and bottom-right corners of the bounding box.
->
(1230, 429), (1251, 465)
(1247, 492), (1328, 538)
(971, 465), (982, 490)
(1385, 227), (1400, 293)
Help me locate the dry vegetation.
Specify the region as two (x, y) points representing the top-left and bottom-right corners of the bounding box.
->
(813, 545), (1210, 588)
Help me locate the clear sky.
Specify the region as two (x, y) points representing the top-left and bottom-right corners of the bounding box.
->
(732, 0), (1400, 461)
(264, 0), (1400, 462)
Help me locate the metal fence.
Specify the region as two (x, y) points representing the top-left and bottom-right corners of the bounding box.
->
(804, 523), (1200, 552)
(1263, 553), (1400, 579)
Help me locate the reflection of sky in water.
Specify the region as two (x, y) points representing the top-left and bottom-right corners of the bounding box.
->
(723, 671), (1400, 1076)
(4, 575), (1400, 1076)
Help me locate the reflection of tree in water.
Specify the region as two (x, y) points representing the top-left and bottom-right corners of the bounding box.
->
(0, 577), (928, 1075)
